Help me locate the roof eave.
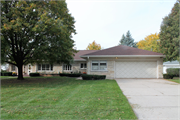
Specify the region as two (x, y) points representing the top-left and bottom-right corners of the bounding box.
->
(73, 59), (86, 61)
(80, 55), (166, 58)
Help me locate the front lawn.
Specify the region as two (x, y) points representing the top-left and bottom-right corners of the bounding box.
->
(0, 76), (17, 79)
(1, 77), (137, 119)
(168, 77), (180, 83)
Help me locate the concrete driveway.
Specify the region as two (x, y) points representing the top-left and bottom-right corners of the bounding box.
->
(116, 79), (180, 120)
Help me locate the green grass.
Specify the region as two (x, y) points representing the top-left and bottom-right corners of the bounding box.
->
(168, 77), (180, 83)
(0, 76), (17, 79)
(1, 77), (137, 119)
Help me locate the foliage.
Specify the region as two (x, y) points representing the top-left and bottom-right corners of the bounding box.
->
(163, 74), (174, 79)
(1, 1), (77, 80)
(82, 72), (87, 74)
(12, 72), (17, 76)
(119, 31), (137, 48)
(166, 68), (179, 77)
(159, 0), (179, 61)
(81, 74), (106, 80)
(29, 73), (40, 77)
(59, 73), (81, 77)
(137, 33), (160, 52)
(119, 34), (126, 45)
(1, 72), (12, 76)
(1, 77), (137, 119)
(86, 40), (101, 50)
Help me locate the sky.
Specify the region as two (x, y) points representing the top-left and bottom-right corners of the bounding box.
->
(66, 0), (177, 50)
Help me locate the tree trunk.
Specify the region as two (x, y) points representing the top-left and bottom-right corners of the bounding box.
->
(17, 64), (24, 80)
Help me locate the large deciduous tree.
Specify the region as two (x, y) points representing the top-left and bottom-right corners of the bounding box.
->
(137, 33), (160, 52)
(119, 31), (137, 48)
(86, 40), (101, 50)
(1, 0), (77, 80)
(159, 0), (179, 61)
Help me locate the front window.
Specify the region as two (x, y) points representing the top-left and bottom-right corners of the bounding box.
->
(12, 65), (16, 71)
(80, 63), (87, 69)
(38, 64), (53, 71)
(92, 61), (107, 71)
(63, 64), (72, 71)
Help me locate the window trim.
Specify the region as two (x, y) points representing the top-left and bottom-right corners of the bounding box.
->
(37, 64), (53, 71)
(80, 63), (87, 69)
(91, 60), (107, 71)
(63, 64), (72, 71)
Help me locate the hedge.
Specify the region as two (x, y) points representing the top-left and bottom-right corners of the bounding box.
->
(59, 73), (70, 77)
(81, 74), (106, 80)
(1, 72), (12, 76)
(29, 73), (40, 77)
(59, 73), (81, 77)
(166, 68), (179, 77)
(163, 74), (174, 79)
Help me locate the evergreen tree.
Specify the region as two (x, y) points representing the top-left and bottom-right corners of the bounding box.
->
(119, 34), (126, 45)
(159, 0), (179, 61)
(119, 31), (137, 48)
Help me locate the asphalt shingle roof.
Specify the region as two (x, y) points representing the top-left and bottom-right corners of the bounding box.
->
(82, 45), (164, 56)
(73, 50), (98, 60)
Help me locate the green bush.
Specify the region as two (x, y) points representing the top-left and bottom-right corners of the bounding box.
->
(68, 73), (81, 77)
(166, 68), (179, 77)
(59, 73), (69, 77)
(59, 73), (82, 77)
(1, 72), (12, 76)
(29, 73), (40, 77)
(163, 74), (174, 79)
(81, 74), (106, 80)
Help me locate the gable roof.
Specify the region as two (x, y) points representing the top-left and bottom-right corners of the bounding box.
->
(73, 50), (98, 61)
(81, 45), (165, 57)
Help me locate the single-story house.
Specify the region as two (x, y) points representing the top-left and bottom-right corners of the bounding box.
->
(163, 60), (180, 73)
(8, 45), (165, 79)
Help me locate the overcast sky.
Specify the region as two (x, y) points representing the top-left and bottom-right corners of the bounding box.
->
(66, 0), (177, 50)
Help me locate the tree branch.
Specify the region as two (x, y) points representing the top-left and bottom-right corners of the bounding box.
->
(5, 61), (17, 66)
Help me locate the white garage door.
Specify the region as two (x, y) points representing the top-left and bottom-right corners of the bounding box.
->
(115, 61), (157, 78)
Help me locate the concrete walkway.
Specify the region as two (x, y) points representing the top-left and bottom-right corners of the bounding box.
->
(116, 79), (180, 120)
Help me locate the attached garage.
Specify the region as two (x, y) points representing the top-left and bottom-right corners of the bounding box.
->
(81, 45), (165, 79)
(115, 60), (157, 78)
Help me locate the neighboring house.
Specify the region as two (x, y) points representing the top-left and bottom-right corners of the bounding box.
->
(8, 45), (165, 79)
(163, 60), (180, 74)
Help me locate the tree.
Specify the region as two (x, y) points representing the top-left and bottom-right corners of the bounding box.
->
(137, 33), (160, 52)
(1, 0), (77, 80)
(119, 34), (126, 45)
(86, 40), (101, 50)
(159, 0), (179, 61)
(119, 31), (137, 48)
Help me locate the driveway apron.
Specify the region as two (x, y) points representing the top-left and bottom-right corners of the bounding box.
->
(116, 79), (180, 120)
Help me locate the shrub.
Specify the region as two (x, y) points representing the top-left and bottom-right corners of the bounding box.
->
(12, 72), (17, 76)
(59, 73), (82, 77)
(29, 73), (40, 77)
(68, 73), (81, 77)
(81, 74), (106, 80)
(1, 72), (12, 76)
(59, 73), (69, 77)
(166, 68), (179, 77)
(163, 74), (174, 79)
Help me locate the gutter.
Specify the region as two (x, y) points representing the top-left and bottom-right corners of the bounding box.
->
(80, 55), (166, 58)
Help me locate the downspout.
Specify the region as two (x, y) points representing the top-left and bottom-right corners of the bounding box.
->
(87, 56), (89, 74)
